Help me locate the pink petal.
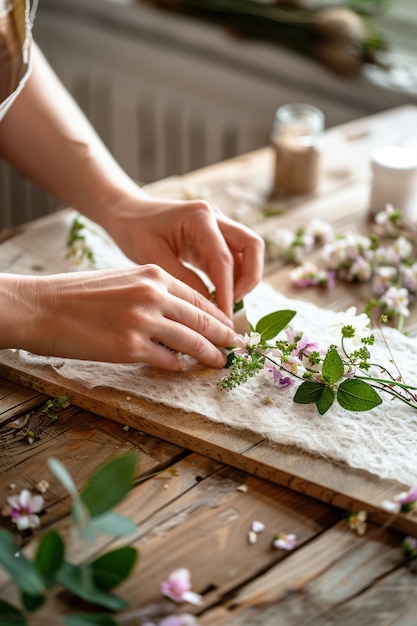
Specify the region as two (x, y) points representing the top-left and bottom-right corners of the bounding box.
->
(30, 495), (44, 513)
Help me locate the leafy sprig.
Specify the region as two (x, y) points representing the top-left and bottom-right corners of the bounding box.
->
(220, 307), (417, 416)
(0, 453), (139, 625)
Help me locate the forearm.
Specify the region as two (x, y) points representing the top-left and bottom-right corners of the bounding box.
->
(0, 43), (145, 227)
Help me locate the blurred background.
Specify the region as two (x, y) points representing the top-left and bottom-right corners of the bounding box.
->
(2, 0), (417, 227)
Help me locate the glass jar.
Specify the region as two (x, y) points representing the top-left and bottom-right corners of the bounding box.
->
(271, 103), (324, 195)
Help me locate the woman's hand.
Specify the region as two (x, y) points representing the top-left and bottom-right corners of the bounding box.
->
(1, 267), (237, 370)
(103, 194), (265, 319)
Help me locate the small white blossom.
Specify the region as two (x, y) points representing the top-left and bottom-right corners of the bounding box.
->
(381, 286), (410, 317)
(330, 307), (372, 346)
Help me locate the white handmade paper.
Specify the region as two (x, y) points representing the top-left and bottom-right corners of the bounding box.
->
(2, 210), (417, 486)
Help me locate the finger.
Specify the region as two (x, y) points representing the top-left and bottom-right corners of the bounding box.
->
(217, 218), (265, 303)
(164, 269), (235, 330)
(153, 318), (231, 369)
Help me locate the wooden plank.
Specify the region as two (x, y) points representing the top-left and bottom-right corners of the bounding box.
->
(199, 520), (405, 625)
(15, 455), (339, 620)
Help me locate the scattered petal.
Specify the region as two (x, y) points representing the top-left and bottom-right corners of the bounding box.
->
(236, 484), (248, 493)
(161, 568), (203, 605)
(273, 533), (298, 551)
(36, 480), (49, 494)
(251, 521), (265, 533)
(248, 530), (257, 544)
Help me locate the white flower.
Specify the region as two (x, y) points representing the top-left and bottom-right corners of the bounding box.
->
(305, 218), (334, 243)
(381, 286), (410, 317)
(7, 489), (44, 531)
(330, 307), (372, 346)
(392, 236), (413, 261)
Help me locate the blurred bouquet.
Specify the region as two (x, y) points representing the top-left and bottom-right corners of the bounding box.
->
(141, 0), (393, 77)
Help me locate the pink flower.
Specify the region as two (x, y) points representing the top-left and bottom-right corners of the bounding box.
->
(272, 533), (298, 550)
(160, 568), (203, 605)
(382, 484), (417, 514)
(6, 489), (44, 531)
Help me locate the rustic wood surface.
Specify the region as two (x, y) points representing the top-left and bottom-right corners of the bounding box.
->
(1, 106), (417, 625)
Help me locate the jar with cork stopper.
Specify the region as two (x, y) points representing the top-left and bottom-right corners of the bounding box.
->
(271, 103), (325, 195)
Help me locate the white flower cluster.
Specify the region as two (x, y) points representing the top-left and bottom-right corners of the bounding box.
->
(269, 205), (417, 319)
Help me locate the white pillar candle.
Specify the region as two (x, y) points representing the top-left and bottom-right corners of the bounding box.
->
(369, 145), (417, 222)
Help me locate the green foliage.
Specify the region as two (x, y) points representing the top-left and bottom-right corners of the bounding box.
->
(0, 453), (140, 623)
(218, 306), (416, 415)
(255, 310), (296, 341)
(66, 215), (96, 264)
(218, 351), (265, 390)
(0, 531), (45, 596)
(0, 599), (27, 626)
(81, 452), (138, 517)
(55, 562), (127, 611)
(35, 530), (65, 577)
(294, 381), (325, 406)
(337, 379), (383, 411)
(322, 348), (344, 384)
(91, 547), (138, 591)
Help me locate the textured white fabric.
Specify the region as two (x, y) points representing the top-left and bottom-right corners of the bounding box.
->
(2, 211), (417, 486)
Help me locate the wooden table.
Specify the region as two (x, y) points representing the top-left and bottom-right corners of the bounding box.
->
(1, 106), (417, 625)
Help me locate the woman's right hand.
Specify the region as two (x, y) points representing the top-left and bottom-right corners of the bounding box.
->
(0, 266), (237, 370)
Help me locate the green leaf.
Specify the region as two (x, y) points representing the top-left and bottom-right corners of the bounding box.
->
(255, 309), (296, 341)
(63, 614), (119, 626)
(90, 512), (137, 537)
(293, 381), (325, 405)
(48, 457), (78, 498)
(81, 452), (138, 518)
(0, 530), (45, 596)
(0, 599), (27, 626)
(337, 379), (383, 411)
(20, 591), (45, 612)
(316, 386), (335, 415)
(322, 348), (344, 384)
(91, 547), (138, 590)
(233, 299), (244, 313)
(35, 529), (65, 577)
(56, 562), (127, 611)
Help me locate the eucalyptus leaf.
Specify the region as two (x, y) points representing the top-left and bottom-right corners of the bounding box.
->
(81, 452), (138, 518)
(293, 381), (325, 405)
(0, 599), (27, 626)
(316, 386), (335, 415)
(62, 614), (119, 626)
(337, 379), (383, 411)
(56, 562), (127, 611)
(0, 530), (45, 596)
(322, 348), (344, 384)
(35, 529), (64, 577)
(48, 458), (78, 498)
(90, 512), (137, 537)
(91, 547), (138, 590)
(255, 309), (296, 341)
